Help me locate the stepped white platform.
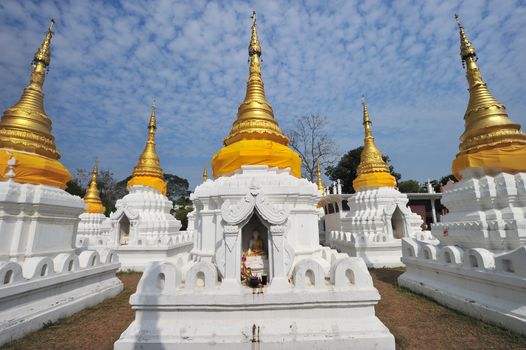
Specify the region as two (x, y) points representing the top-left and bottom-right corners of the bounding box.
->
(77, 185), (192, 271)
(398, 171), (526, 335)
(0, 179), (122, 345)
(115, 166), (394, 349)
(323, 187), (436, 268)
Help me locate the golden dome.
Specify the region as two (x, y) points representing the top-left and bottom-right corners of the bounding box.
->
(127, 103), (167, 194)
(212, 12), (301, 178)
(452, 15), (526, 178)
(0, 19), (71, 189)
(353, 97), (396, 191)
(83, 160), (105, 214)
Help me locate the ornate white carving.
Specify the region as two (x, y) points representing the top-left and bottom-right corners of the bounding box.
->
(220, 193), (255, 225)
(221, 190), (288, 226)
(255, 192), (288, 225)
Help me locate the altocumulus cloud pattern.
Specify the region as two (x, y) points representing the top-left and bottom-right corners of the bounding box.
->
(0, 0), (525, 187)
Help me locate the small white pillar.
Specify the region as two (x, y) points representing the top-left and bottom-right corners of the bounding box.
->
(430, 198), (437, 224)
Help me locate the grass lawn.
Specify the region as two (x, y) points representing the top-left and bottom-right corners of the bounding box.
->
(2, 269), (525, 349)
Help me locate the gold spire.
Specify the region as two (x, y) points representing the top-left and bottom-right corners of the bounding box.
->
(0, 18), (60, 159)
(223, 11), (288, 146)
(131, 103), (163, 180)
(203, 166), (208, 182)
(83, 160), (105, 214)
(210, 12), (301, 178)
(353, 97), (396, 191)
(454, 14), (526, 156)
(356, 96), (390, 176)
(316, 162), (324, 195)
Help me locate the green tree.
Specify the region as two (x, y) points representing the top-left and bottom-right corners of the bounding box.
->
(65, 179), (85, 197)
(325, 146), (401, 194)
(174, 197), (193, 231)
(398, 180), (423, 193)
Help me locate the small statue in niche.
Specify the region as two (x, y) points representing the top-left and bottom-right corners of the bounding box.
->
(241, 254), (252, 282)
(246, 230), (265, 256)
(243, 229), (268, 278)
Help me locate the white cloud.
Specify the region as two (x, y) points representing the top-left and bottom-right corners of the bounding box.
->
(0, 0), (524, 189)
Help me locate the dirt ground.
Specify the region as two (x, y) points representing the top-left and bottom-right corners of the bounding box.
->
(371, 268), (526, 350)
(1, 272), (141, 350)
(2, 269), (526, 349)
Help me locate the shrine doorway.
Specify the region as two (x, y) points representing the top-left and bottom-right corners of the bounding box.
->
(119, 215), (130, 245)
(391, 207), (405, 239)
(240, 213), (269, 284)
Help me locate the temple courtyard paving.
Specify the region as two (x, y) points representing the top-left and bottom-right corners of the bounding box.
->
(1, 269), (525, 350)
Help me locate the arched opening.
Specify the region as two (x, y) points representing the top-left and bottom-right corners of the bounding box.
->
(119, 215), (131, 245)
(423, 249), (430, 260)
(305, 269), (315, 287)
(444, 251), (452, 263)
(68, 260), (74, 271)
(157, 273), (165, 290)
(41, 264), (48, 277)
(241, 213), (269, 286)
(196, 271), (205, 288)
(469, 255), (478, 268)
(4, 270), (13, 284)
(345, 269), (355, 285)
(391, 207), (405, 239)
(91, 256), (97, 266)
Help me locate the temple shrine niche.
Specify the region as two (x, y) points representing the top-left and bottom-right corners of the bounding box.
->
(115, 12), (394, 349)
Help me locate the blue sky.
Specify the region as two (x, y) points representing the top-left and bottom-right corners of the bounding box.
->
(0, 0), (525, 190)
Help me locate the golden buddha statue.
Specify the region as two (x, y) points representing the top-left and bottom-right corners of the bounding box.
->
(246, 230), (265, 256)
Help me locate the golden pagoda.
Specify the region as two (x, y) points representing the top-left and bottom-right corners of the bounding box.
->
(83, 160), (105, 214)
(452, 15), (526, 179)
(127, 103), (167, 195)
(317, 162), (324, 195)
(211, 11), (301, 178)
(0, 19), (71, 188)
(352, 97), (396, 191)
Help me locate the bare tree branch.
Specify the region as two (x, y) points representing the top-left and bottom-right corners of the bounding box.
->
(285, 114), (338, 182)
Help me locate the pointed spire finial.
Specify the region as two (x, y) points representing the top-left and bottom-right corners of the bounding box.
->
(129, 104), (164, 192)
(455, 14), (477, 68)
(354, 97), (392, 188)
(203, 166), (208, 182)
(316, 162), (324, 195)
(362, 95), (372, 138)
(451, 15), (526, 178)
(148, 101), (157, 142)
(0, 18), (61, 160)
(222, 11), (288, 147)
(83, 159), (105, 214)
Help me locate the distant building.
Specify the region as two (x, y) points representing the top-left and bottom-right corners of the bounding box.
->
(406, 192), (444, 230)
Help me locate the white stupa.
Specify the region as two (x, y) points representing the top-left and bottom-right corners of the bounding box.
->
(0, 20), (122, 345)
(78, 105), (193, 271)
(324, 98), (435, 267)
(115, 12), (394, 349)
(398, 16), (526, 335)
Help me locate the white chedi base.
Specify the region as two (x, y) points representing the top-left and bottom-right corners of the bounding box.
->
(115, 166), (394, 349)
(82, 185), (193, 272)
(398, 171), (526, 335)
(77, 212), (112, 247)
(326, 187), (435, 268)
(0, 180), (122, 345)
